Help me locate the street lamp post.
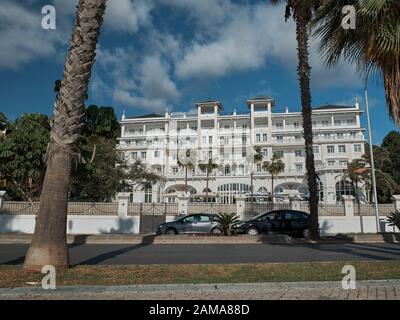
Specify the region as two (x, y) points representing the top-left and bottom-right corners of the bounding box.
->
(364, 86), (380, 233)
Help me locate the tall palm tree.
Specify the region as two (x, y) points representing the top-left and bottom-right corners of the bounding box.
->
(23, 0), (107, 271)
(198, 159), (218, 202)
(312, 0), (400, 125)
(271, 0), (322, 240)
(262, 152), (285, 202)
(250, 146), (264, 203)
(177, 149), (195, 194)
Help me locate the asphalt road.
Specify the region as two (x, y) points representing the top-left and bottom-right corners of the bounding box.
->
(1, 242), (400, 265)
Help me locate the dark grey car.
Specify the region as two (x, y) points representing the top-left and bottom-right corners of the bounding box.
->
(156, 213), (223, 235)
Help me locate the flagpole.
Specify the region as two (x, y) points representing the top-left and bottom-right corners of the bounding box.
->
(364, 83), (380, 233)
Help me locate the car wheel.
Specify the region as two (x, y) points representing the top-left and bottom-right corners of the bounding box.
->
(165, 228), (177, 235)
(302, 228), (310, 240)
(246, 227), (259, 236)
(211, 227), (223, 236)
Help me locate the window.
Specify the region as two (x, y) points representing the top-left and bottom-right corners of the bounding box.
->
(322, 120), (329, 127)
(224, 125), (230, 130)
(312, 121), (317, 127)
(336, 133), (344, 139)
(242, 149), (246, 157)
(202, 136), (206, 144)
(225, 165), (231, 175)
(199, 215), (211, 222)
(276, 135), (283, 142)
(172, 167), (179, 174)
(347, 119), (355, 125)
(293, 122), (300, 128)
(339, 145), (346, 153)
(295, 135), (301, 141)
(154, 151), (160, 158)
(131, 152), (137, 159)
(334, 119), (342, 126)
(354, 144), (362, 152)
(313, 146), (319, 154)
(328, 160), (335, 167)
(275, 122), (283, 129)
(224, 137), (230, 145)
(256, 134), (261, 142)
(257, 164), (262, 172)
(208, 149), (213, 158)
(242, 135), (247, 145)
(327, 145), (335, 154)
(242, 124), (247, 130)
(296, 164), (303, 172)
(276, 150), (284, 158)
(209, 136), (213, 144)
(126, 141), (131, 146)
(295, 150), (302, 157)
(144, 185), (152, 203)
(324, 133), (331, 139)
(263, 148), (268, 156)
(339, 160), (347, 167)
(263, 133), (267, 141)
(141, 151), (147, 159)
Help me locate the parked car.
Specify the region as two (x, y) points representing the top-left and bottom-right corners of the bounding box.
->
(232, 210), (310, 238)
(156, 213), (223, 236)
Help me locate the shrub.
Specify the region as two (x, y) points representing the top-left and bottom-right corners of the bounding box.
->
(387, 211), (400, 231)
(214, 212), (240, 236)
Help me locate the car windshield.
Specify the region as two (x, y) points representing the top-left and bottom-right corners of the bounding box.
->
(249, 212), (268, 221)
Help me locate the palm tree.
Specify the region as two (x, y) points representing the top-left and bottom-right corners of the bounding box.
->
(250, 146), (264, 203)
(23, 0), (107, 271)
(262, 152), (285, 202)
(337, 159), (366, 213)
(198, 158), (218, 202)
(177, 149), (195, 194)
(312, 0), (400, 125)
(271, 0), (322, 240)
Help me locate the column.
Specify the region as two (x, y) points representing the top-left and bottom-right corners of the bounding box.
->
(342, 195), (355, 217)
(235, 195), (246, 220)
(392, 195), (400, 212)
(290, 196), (301, 211)
(117, 192), (130, 219)
(177, 192), (190, 216)
(0, 191), (6, 213)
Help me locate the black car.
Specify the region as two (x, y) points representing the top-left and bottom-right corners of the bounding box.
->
(232, 210), (310, 238)
(156, 213), (223, 235)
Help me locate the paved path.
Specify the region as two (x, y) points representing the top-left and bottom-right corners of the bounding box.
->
(1, 243), (400, 265)
(1, 280), (400, 300)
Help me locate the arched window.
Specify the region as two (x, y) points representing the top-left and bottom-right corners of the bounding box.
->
(336, 180), (354, 201)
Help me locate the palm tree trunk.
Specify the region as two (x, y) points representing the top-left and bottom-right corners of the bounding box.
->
(185, 165), (188, 193)
(271, 174), (274, 204)
(295, 16), (319, 240)
(24, 0), (107, 271)
(250, 172), (254, 204)
(205, 170), (209, 203)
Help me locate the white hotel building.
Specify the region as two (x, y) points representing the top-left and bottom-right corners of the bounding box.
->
(117, 97), (367, 204)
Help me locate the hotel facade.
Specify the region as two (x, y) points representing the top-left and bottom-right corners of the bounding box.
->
(117, 97), (367, 204)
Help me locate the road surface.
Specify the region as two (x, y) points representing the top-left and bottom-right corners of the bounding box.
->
(1, 242), (400, 265)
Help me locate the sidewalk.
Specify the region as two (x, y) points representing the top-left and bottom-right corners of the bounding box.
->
(0, 233), (398, 244)
(1, 280), (400, 300)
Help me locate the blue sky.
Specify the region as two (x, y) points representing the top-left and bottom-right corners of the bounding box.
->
(0, 0), (398, 144)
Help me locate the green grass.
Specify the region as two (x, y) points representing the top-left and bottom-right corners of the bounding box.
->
(1, 261), (400, 288)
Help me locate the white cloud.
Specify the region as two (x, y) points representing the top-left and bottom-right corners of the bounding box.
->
(95, 46), (179, 113)
(0, 1), (62, 69)
(174, 2), (360, 88)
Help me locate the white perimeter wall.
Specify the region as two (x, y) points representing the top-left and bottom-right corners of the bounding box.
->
(0, 214), (397, 235)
